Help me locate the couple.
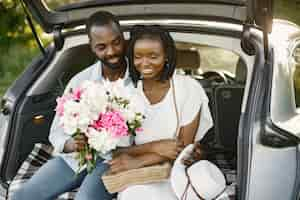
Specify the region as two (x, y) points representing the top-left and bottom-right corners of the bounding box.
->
(11, 11), (213, 200)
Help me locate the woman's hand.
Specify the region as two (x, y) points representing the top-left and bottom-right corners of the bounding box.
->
(151, 139), (184, 160)
(63, 135), (87, 153)
(108, 153), (143, 174)
(182, 142), (203, 166)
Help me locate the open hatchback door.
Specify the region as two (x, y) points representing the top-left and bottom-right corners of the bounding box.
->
(22, 0), (273, 33)
(5, 1), (297, 200)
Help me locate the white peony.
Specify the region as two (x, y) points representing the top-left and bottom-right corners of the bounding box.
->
(125, 94), (145, 122)
(87, 128), (120, 154)
(117, 135), (132, 147)
(121, 109), (136, 122)
(80, 81), (108, 120)
(103, 79), (132, 100)
(61, 100), (90, 135)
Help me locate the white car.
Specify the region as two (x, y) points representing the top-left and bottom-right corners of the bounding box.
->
(1, 0), (300, 199)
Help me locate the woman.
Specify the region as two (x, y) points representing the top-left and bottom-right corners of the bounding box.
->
(108, 25), (213, 199)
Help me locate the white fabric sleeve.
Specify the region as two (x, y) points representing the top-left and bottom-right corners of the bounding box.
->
(48, 77), (78, 155)
(180, 77), (213, 142)
(49, 115), (71, 155)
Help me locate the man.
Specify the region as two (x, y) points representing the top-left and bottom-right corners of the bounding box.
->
(11, 11), (129, 200)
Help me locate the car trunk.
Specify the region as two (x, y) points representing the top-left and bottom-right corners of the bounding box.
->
(0, 0), (273, 198)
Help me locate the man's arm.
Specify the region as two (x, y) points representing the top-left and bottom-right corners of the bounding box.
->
(49, 114), (71, 154)
(49, 76), (79, 154)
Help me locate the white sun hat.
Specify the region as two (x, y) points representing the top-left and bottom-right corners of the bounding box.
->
(170, 144), (227, 200)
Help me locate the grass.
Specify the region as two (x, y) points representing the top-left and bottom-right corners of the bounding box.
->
(0, 42), (40, 98)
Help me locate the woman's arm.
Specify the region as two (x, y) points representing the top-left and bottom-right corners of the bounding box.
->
(115, 139), (180, 158)
(178, 109), (201, 146)
(114, 110), (201, 159)
(108, 111), (201, 173)
(108, 152), (169, 174)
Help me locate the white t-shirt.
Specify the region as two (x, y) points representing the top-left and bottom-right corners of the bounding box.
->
(118, 75), (213, 200)
(135, 74), (213, 145)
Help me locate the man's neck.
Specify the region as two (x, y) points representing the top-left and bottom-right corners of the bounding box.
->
(102, 61), (126, 82)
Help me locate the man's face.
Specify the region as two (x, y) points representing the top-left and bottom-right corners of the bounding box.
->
(90, 23), (125, 69)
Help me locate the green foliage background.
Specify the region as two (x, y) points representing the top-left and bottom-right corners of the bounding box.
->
(0, 0), (300, 98)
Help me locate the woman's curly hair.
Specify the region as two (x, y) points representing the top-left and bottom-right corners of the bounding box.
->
(127, 25), (177, 86)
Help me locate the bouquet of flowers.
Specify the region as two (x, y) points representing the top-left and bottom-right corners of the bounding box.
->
(55, 80), (145, 172)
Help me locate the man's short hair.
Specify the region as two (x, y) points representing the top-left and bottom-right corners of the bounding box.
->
(86, 11), (122, 38)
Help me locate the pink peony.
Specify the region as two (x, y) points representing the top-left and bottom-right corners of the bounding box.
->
(100, 111), (128, 138)
(55, 95), (71, 116)
(72, 87), (83, 101)
(85, 154), (93, 161)
(135, 127), (144, 133)
(91, 114), (103, 131)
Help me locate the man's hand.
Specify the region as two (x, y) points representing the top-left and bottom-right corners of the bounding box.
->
(63, 135), (87, 153)
(151, 139), (184, 160)
(108, 153), (143, 174)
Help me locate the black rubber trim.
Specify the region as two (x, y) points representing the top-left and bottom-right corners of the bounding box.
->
(0, 45), (56, 184)
(237, 33), (266, 200)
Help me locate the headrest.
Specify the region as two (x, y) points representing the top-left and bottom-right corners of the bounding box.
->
(235, 58), (247, 84)
(176, 49), (200, 70)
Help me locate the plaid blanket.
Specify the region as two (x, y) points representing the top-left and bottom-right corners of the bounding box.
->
(7, 143), (77, 200)
(8, 143), (236, 200)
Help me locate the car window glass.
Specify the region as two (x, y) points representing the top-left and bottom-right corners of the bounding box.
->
(274, 0), (300, 27)
(175, 42), (240, 80)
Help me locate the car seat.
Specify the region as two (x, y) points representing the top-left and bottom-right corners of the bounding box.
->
(213, 58), (247, 155)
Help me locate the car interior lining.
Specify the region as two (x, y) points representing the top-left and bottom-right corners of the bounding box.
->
(7, 31), (253, 186)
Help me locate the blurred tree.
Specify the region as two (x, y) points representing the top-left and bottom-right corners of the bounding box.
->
(0, 0), (78, 48)
(0, 0), (30, 47)
(274, 0), (300, 26)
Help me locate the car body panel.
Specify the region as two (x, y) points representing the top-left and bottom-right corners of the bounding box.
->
(249, 142), (297, 199)
(22, 0), (273, 33)
(244, 23), (300, 199)
(0, 46), (56, 186)
(2, 1), (300, 198)
(270, 21), (300, 139)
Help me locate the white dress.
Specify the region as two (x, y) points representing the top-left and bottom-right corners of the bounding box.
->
(118, 74), (213, 200)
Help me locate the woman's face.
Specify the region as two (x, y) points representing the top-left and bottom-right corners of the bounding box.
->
(133, 38), (166, 80)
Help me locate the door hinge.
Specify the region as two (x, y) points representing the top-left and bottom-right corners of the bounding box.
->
(241, 22), (255, 56)
(53, 27), (64, 51)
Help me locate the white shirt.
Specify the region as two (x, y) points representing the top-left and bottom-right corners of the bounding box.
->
(49, 61), (132, 172)
(118, 74), (213, 200)
(135, 74), (213, 145)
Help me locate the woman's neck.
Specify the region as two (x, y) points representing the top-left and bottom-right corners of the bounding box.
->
(142, 78), (169, 92)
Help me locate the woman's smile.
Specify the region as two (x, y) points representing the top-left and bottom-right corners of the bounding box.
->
(140, 68), (154, 75)
(134, 38), (166, 80)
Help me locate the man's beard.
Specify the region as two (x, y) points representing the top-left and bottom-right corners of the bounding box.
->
(99, 56), (125, 70)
